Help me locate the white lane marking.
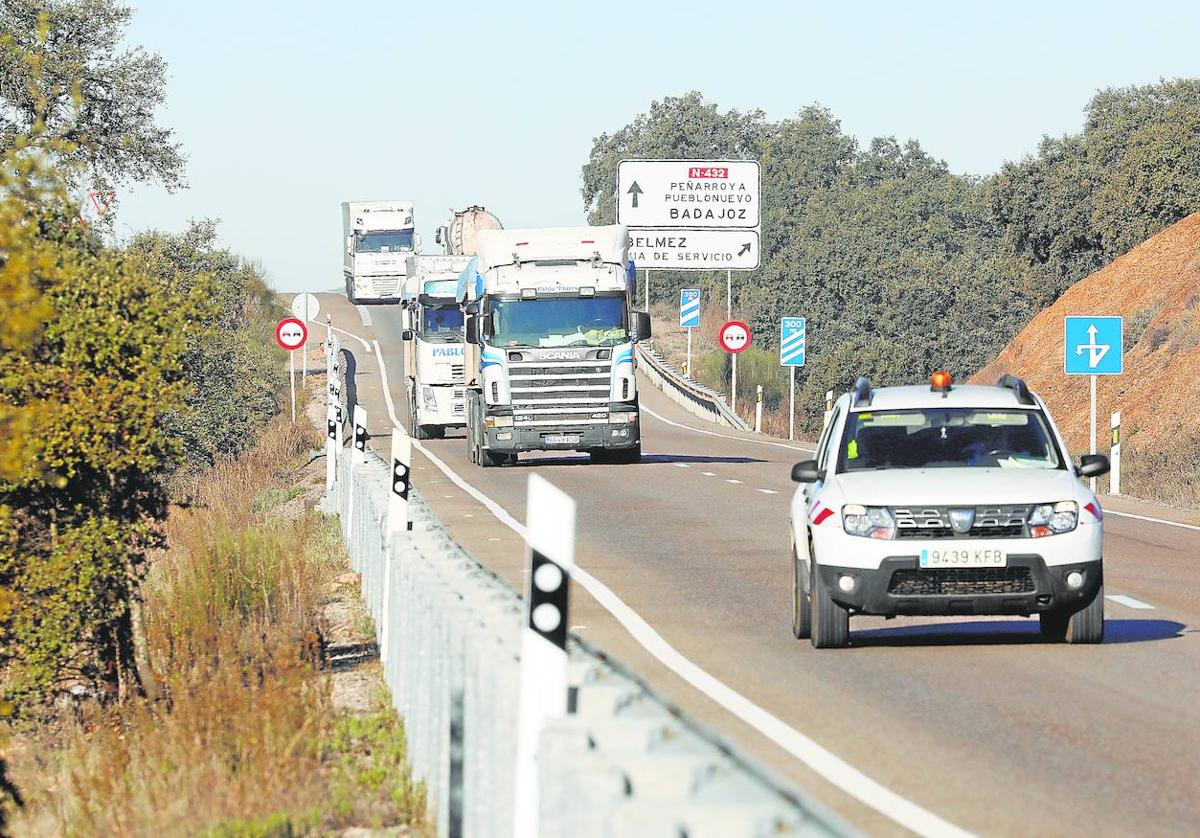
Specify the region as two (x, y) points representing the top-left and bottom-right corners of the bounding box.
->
(640, 403), (816, 454)
(309, 316), (372, 353)
(367, 335), (969, 837)
(355, 305), (374, 327)
(701, 471), (716, 476)
(1105, 594), (1155, 610)
(725, 479), (744, 485)
(759, 489), (780, 495)
(673, 462), (690, 468)
(1105, 509), (1200, 532)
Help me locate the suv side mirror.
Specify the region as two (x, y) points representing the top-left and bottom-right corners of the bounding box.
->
(1077, 453), (1110, 478)
(401, 329), (414, 341)
(632, 310), (652, 341)
(791, 460), (823, 483)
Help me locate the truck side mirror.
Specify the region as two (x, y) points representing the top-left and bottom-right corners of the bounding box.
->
(413, 232), (423, 251)
(632, 310), (652, 341)
(402, 329), (414, 341)
(401, 307), (412, 331)
(345, 235), (354, 255)
(464, 301), (479, 315)
(435, 226), (444, 245)
(465, 315), (480, 345)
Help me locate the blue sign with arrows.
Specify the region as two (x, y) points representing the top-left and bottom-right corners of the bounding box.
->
(1064, 316), (1123, 375)
(780, 317), (806, 367)
(679, 288), (701, 328)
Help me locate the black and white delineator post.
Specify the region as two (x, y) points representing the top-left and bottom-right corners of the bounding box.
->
(345, 405), (368, 549)
(513, 474), (576, 838)
(325, 402), (338, 493)
(1110, 411), (1122, 495)
(387, 426), (412, 542)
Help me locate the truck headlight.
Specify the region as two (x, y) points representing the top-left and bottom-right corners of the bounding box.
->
(842, 504), (895, 539)
(421, 386), (438, 409)
(610, 411), (638, 424)
(1029, 501), (1077, 537)
(485, 415), (514, 428)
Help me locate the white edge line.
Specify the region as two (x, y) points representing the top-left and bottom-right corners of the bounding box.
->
(1104, 594), (1156, 610)
(1105, 509), (1200, 532)
(312, 315), (372, 353)
(368, 335), (970, 838)
(640, 403), (817, 455)
(355, 304), (374, 327)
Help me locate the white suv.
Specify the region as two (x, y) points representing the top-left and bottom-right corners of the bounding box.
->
(789, 373), (1110, 648)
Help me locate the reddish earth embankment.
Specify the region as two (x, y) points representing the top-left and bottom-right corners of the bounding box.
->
(974, 214), (1200, 507)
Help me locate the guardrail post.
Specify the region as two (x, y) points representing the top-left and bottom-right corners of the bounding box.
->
(345, 405), (367, 553)
(1110, 411), (1121, 495)
(325, 402), (338, 494)
(513, 475), (576, 838)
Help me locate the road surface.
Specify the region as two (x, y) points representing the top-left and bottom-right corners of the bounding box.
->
(307, 292), (1200, 836)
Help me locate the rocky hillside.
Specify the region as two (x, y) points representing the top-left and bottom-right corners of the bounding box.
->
(974, 214), (1200, 507)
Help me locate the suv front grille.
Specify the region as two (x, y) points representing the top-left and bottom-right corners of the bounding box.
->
(893, 506), (1029, 539)
(888, 567), (1035, 596)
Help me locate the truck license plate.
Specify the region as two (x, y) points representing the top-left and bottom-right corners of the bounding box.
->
(919, 548), (1006, 568)
(544, 434), (581, 445)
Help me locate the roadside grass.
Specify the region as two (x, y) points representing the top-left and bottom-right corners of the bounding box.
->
(5, 415), (427, 836)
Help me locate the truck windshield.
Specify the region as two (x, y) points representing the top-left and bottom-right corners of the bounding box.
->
(356, 231), (414, 252)
(491, 296), (627, 348)
(420, 306), (463, 343)
(837, 409), (1063, 472)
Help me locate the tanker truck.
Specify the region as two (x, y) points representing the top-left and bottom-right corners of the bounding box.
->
(435, 205), (503, 256)
(401, 254), (472, 439)
(341, 200), (420, 304)
(458, 225), (651, 466)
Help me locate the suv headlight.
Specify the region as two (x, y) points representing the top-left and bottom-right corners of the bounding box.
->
(1029, 501), (1077, 537)
(842, 504), (896, 539)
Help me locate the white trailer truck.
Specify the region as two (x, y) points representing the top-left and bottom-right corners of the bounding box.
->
(341, 200), (419, 304)
(458, 225), (651, 466)
(401, 254), (473, 439)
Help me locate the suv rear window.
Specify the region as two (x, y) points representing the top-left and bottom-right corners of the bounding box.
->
(837, 409), (1064, 472)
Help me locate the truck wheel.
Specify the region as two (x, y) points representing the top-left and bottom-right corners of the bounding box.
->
(614, 443), (641, 464)
(810, 563), (849, 648)
(791, 547), (811, 640)
(1040, 584), (1105, 644)
(346, 278), (357, 305)
(479, 447), (505, 468)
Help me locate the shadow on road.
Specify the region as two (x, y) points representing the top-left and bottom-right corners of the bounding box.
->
(491, 452), (767, 468)
(849, 618), (1186, 647)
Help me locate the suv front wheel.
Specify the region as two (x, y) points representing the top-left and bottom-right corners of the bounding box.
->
(1039, 584), (1105, 644)
(791, 546), (811, 640)
(810, 564), (850, 648)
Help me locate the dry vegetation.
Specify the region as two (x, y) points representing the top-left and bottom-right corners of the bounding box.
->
(3, 414), (427, 836)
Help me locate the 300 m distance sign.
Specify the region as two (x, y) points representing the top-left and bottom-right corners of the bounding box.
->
(275, 317), (308, 351)
(718, 321), (751, 353)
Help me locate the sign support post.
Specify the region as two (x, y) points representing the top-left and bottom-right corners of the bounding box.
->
(789, 369), (796, 440)
(290, 352), (296, 423)
(1111, 411), (1122, 495)
(731, 353), (738, 415)
(727, 269), (732, 319)
(1089, 375), (1097, 493)
(686, 329), (692, 379)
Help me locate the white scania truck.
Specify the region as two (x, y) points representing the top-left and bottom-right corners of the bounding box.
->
(341, 200), (420, 304)
(458, 225), (650, 466)
(402, 254), (473, 439)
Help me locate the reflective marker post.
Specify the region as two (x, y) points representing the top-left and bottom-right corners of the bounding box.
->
(346, 405), (367, 551)
(1110, 411), (1121, 495)
(513, 475), (576, 838)
(325, 403), (337, 494)
(755, 384), (763, 433)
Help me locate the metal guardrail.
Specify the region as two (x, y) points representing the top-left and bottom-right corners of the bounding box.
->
(323, 441), (850, 837)
(637, 344), (752, 431)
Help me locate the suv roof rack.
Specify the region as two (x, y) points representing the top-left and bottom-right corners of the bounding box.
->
(996, 374), (1036, 406)
(852, 376), (872, 407)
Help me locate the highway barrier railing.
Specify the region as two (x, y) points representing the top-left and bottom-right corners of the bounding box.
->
(637, 344), (752, 431)
(322, 424), (850, 837)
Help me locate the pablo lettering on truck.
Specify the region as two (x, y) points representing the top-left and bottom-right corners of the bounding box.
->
(457, 225), (652, 467)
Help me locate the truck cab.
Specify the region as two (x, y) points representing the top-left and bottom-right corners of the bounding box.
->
(342, 200), (420, 304)
(402, 256), (472, 439)
(458, 225), (651, 466)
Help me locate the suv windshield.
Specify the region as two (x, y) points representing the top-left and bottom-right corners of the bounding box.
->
(420, 306), (463, 342)
(356, 231), (414, 252)
(837, 408), (1063, 472)
(491, 296), (627, 348)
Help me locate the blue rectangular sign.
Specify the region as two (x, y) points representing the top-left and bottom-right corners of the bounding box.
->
(680, 288), (701, 328)
(780, 317), (806, 367)
(1064, 316), (1123, 375)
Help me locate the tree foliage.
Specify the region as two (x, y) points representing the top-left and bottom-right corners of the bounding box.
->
(0, 0), (186, 191)
(583, 84), (1200, 428)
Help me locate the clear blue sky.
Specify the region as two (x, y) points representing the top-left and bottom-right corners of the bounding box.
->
(119, 0), (1200, 292)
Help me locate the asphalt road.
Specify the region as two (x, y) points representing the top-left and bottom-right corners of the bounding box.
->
(308, 292), (1200, 837)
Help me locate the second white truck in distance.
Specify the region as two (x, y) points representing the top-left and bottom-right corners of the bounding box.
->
(341, 200), (420, 304)
(402, 255), (472, 439)
(458, 225), (650, 466)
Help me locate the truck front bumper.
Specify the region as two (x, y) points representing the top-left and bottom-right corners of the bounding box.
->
(485, 421), (640, 453)
(816, 555), (1102, 617)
